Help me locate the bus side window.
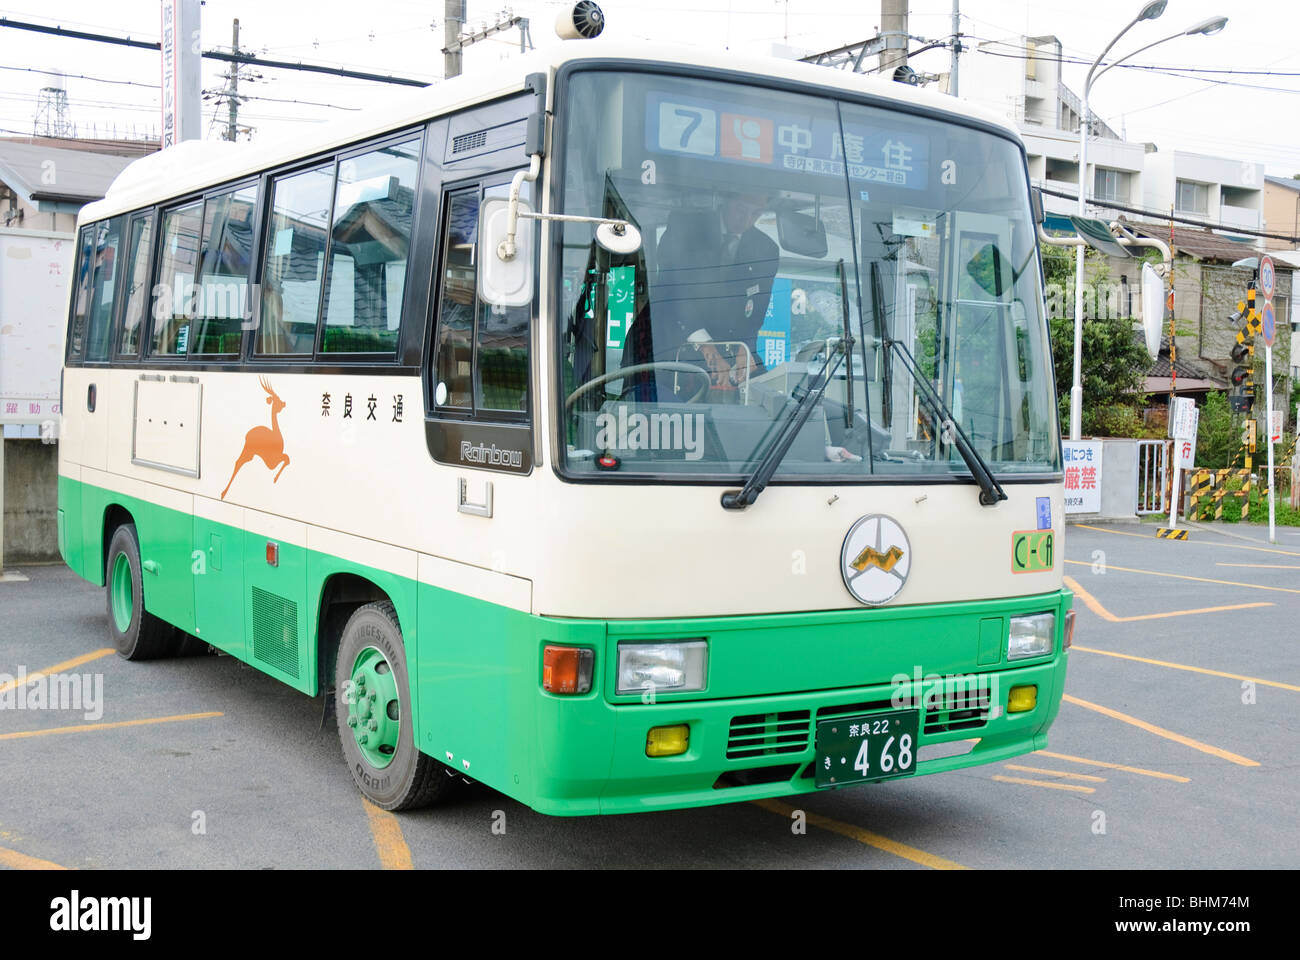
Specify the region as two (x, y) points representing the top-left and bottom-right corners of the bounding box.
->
(431, 181), (531, 417)
(432, 190), (479, 411)
(84, 217), (124, 363)
(192, 185), (258, 357)
(476, 181), (531, 413)
(257, 165), (333, 357)
(117, 213), (154, 359)
(320, 137), (421, 355)
(150, 200), (204, 357)
(66, 225), (95, 362)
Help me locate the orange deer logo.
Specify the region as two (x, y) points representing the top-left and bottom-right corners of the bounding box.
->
(221, 377), (290, 500)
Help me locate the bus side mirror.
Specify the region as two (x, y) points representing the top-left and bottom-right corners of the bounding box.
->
(479, 197), (536, 307)
(1030, 186), (1045, 225)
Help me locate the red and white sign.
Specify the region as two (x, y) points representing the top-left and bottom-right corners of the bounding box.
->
(1177, 436), (1198, 470)
(1260, 255), (1276, 301)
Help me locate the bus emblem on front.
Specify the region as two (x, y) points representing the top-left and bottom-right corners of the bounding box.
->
(840, 515), (912, 606)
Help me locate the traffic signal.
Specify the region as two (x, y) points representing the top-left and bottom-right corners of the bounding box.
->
(1228, 285), (1258, 414)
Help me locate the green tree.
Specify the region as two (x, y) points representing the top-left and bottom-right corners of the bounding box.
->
(1048, 313), (1151, 435)
(1196, 391), (1239, 469)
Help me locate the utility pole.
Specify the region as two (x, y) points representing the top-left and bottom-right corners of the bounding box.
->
(226, 19), (240, 141)
(444, 0), (464, 78)
(950, 0), (960, 96)
(880, 0), (908, 77)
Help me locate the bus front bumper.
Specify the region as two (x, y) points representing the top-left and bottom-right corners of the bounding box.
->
(530, 652), (1067, 816)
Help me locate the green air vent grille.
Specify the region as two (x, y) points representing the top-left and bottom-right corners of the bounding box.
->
(251, 586), (299, 679)
(726, 710), (810, 760)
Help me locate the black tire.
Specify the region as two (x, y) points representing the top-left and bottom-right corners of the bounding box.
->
(105, 523), (177, 661)
(334, 601), (455, 810)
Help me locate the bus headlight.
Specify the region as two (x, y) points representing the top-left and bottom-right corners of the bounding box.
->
(616, 640), (707, 695)
(1008, 613), (1054, 661)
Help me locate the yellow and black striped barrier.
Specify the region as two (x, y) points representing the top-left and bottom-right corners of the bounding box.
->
(1185, 468), (1253, 521)
(1156, 527), (1189, 540)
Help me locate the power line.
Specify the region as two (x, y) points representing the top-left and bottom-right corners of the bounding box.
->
(968, 38), (1300, 95)
(0, 16), (433, 87)
(0, 63), (159, 90)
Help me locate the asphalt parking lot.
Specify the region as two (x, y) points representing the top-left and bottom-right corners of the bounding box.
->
(1, 519), (1296, 870)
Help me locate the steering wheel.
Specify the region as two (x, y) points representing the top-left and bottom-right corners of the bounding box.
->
(565, 362), (713, 409)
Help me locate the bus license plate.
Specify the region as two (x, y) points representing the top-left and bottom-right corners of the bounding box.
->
(814, 710), (919, 788)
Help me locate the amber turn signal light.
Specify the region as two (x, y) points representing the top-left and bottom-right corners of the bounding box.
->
(543, 645), (594, 694)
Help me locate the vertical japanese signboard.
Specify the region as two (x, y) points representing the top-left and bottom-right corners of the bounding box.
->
(160, 0), (202, 149)
(1062, 440), (1103, 514)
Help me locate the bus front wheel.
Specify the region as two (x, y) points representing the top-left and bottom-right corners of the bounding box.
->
(105, 523), (179, 661)
(334, 601), (455, 811)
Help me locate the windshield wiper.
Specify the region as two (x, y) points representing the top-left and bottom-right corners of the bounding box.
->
(721, 336), (851, 511)
(884, 336), (1007, 507)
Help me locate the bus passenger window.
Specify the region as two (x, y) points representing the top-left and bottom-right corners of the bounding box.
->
(192, 185), (258, 356)
(66, 226), (94, 361)
(475, 182), (530, 413)
(257, 166), (333, 356)
(84, 217), (123, 363)
(117, 214), (154, 358)
(320, 138), (420, 354)
(149, 200), (204, 357)
(433, 191), (478, 410)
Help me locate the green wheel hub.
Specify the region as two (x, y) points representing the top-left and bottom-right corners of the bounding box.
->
(348, 646), (400, 768)
(110, 552), (134, 633)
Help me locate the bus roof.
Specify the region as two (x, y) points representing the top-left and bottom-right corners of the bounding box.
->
(83, 38), (1019, 223)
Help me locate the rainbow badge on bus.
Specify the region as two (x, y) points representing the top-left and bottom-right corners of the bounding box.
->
(841, 515), (911, 606)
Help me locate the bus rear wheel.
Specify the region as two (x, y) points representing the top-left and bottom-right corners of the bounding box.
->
(334, 601), (455, 810)
(105, 523), (179, 661)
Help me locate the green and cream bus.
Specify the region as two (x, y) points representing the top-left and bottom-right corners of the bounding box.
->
(58, 21), (1072, 815)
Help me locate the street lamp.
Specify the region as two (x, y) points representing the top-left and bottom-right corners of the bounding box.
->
(1068, 3), (1228, 440)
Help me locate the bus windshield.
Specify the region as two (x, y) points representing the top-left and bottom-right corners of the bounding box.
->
(557, 69), (1061, 482)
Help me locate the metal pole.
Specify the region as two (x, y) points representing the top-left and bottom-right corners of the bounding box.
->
(1071, 86), (1087, 440)
(1167, 439), (1181, 531)
(1267, 342), (1276, 542)
(880, 0), (908, 76)
(0, 435), (5, 575)
(444, 0), (463, 78)
(950, 0), (960, 96)
(226, 19), (239, 142)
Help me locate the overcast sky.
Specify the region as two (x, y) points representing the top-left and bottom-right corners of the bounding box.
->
(2, 0), (1298, 176)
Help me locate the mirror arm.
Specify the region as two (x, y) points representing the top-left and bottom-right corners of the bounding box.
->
(497, 153), (638, 260)
(498, 153), (542, 262)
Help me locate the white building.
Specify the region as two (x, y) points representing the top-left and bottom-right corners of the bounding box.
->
(954, 35), (1262, 238)
(1143, 150), (1263, 234)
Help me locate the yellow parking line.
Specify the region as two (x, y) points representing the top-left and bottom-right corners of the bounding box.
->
(0, 648), (115, 696)
(1062, 695), (1258, 767)
(1073, 645), (1300, 692)
(1034, 751), (1189, 782)
(992, 775), (1095, 794)
(0, 711), (222, 741)
(362, 799), (414, 870)
(1064, 559), (1300, 596)
(1217, 562), (1300, 569)
(1002, 764), (1105, 783)
(0, 845), (67, 870)
(752, 798), (968, 870)
(1074, 523), (1300, 558)
(1064, 575), (1272, 622)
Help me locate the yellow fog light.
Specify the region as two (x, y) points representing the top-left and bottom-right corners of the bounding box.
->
(646, 724), (690, 757)
(1007, 685), (1038, 714)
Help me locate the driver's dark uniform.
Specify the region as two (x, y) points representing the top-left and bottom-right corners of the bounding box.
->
(622, 209), (779, 401)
